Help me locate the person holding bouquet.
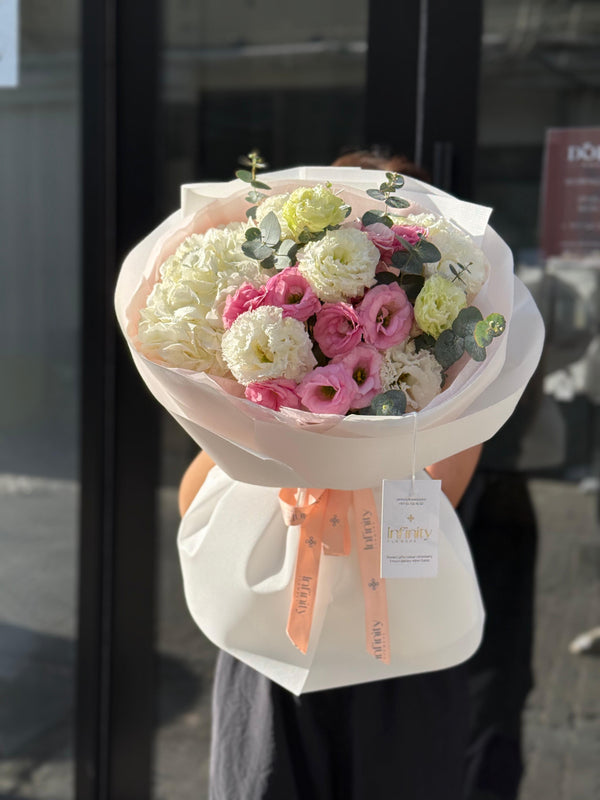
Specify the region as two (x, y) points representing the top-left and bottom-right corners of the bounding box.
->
(115, 156), (544, 800)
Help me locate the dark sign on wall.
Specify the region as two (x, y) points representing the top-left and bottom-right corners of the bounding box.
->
(540, 127), (600, 257)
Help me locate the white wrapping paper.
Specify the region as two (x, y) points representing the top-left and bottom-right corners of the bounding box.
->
(178, 468), (484, 695)
(115, 167), (545, 693)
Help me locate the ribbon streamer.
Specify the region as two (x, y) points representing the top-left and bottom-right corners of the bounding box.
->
(279, 487), (391, 663)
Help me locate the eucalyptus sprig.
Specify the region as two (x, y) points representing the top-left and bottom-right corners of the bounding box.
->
(433, 307), (506, 369)
(242, 211), (301, 271)
(448, 262), (472, 286)
(236, 150), (271, 219)
(372, 233), (442, 303)
(362, 172), (410, 228)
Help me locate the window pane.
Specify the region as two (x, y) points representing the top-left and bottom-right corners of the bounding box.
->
(476, 2), (600, 796)
(0, 2), (80, 797)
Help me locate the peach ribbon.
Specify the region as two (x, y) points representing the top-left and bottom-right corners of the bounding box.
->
(278, 487), (391, 664)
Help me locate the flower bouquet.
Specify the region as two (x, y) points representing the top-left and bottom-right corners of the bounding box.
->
(115, 163), (544, 693)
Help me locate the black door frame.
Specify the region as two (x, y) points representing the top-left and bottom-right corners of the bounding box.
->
(76, 1), (482, 797)
(77, 1), (160, 798)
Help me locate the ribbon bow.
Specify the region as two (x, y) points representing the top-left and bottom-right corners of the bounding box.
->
(278, 487), (391, 664)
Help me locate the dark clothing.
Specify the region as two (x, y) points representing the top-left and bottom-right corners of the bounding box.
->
(210, 651), (470, 800)
(459, 471), (538, 800)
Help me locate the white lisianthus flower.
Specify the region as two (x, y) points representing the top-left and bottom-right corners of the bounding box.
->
(380, 341), (443, 411)
(392, 212), (487, 300)
(138, 224), (268, 374)
(255, 193), (293, 240)
(221, 305), (317, 386)
(298, 228), (379, 302)
(138, 303), (227, 374)
(176, 224), (266, 311)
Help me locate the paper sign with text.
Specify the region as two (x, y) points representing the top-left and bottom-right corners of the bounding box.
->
(381, 479), (441, 579)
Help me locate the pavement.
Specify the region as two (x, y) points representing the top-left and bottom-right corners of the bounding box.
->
(0, 474), (598, 800)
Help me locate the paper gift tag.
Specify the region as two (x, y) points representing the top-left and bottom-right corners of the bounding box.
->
(380, 479), (441, 579)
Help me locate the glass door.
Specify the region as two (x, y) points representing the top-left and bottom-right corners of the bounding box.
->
(473, 1), (600, 796)
(153, 2), (370, 797)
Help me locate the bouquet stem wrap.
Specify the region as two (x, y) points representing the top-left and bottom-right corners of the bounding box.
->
(280, 487), (390, 663)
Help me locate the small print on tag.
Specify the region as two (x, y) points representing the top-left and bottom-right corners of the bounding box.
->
(380, 479), (441, 579)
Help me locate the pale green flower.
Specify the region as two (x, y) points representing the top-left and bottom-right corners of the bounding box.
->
(414, 274), (467, 339)
(281, 184), (347, 238)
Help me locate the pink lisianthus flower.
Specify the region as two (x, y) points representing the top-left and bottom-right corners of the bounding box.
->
(357, 283), (414, 349)
(362, 222), (402, 258)
(312, 302), (363, 358)
(390, 224), (426, 248)
(297, 364), (356, 415)
(222, 283), (268, 329)
(361, 222), (426, 259)
(245, 378), (301, 411)
(263, 267), (321, 322)
(332, 344), (383, 409)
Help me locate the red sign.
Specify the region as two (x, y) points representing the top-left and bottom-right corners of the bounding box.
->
(540, 127), (600, 257)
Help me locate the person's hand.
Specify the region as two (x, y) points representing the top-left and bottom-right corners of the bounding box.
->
(179, 451), (216, 516)
(425, 444), (482, 507)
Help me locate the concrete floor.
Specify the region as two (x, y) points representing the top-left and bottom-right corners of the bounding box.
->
(0, 476), (598, 800)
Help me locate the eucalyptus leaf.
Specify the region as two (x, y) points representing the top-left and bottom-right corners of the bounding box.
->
(246, 189), (265, 204)
(251, 179), (271, 190)
(434, 330), (465, 369)
(259, 211), (281, 247)
(245, 227), (262, 241)
(414, 333), (436, 353)
(246, 206), (258, 219)
(235, 169), (253, 183)
(362, 209), (385, 226)
(242, 240), (274, 261)
(260, 254), (276, 270)
(341, 204), (352, 218)
(386, 172), (404, 188)
(485, 313), (506, 337)
(473, 313), (506, 347)
(452, 306), (483, 339)
(375, 271), (401, 286)
(415, 239), (442, 263)
(278, 239), (299, 262)
(385, 196), (410, 209)
(400, 274), (425, 303)
(366, 188), (386, 201)
(274, 254), (292, 270)
(391, 247), (424, 276)
(368, 390), (407, 417)
(473, 320), (494, 347)
(464, 336), (487, 362)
